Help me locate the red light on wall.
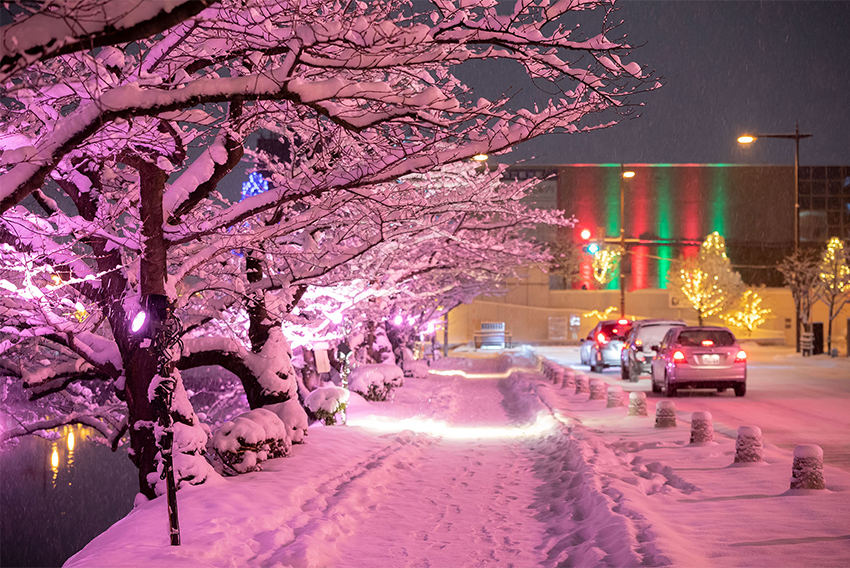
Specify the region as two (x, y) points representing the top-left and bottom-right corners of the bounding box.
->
(580, 228), (591, 240)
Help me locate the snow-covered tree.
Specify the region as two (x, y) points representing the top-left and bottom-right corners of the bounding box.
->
(776, 248), (821, 351)
(0, 0), (652, 496)
(668, 232), (744, 325)
(816, 238), (850, 354)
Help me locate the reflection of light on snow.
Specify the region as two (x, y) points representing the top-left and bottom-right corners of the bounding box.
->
(428, 363), (542, 380)
(348, 412), (558, 440)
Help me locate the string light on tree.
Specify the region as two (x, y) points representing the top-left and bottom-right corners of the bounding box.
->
(241, 171), (269, 200)
(722, 289), (772, 335)
(583, 306), (619, 321)
(591, 246), (623, 287)
(817, 237), (850, 354)
(668, 232), (744, 325)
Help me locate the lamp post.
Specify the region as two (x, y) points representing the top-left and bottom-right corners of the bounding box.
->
(738, 122), (812, 352)
(619, 166), (635, 318)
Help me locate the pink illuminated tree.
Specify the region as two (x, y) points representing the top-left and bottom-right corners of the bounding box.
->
(1, 0), (652, 496)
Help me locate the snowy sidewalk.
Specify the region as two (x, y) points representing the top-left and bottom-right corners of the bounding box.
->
(66, 354), (850, 568)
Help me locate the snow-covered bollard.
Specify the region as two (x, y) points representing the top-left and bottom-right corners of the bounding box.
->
(790, 445), (825, 490)
(607, 385), (625, 408)
(553, 365), (565, 386)
(563, 368), (576, 390)
(589, 378), (607, 400)
(734, 426), (763, 463)
(575, 375), (589, 395)
(655, 400), (677, 428)
(628, 391), (648, 416)
(689, 411), (714, 444)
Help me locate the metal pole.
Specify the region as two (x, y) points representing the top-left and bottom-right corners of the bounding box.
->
(794, 122), (801, 352)
(443, 312), (449, 357)
(619, 165), (626, 318)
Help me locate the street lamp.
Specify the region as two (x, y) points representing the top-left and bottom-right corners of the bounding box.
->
(619, 166), (635, 318)
(737, 122), (812, 253)
(737, 122), (812, 353)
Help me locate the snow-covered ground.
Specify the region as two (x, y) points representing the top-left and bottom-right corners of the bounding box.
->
(66, 347), (850, 568)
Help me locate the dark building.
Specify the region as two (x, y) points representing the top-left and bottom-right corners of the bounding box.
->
(505, 164), (850, 290)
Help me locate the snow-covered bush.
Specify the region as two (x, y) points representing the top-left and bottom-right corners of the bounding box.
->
(265, 398), (309, 444)
(404, 360), (430, 380)
(304, 385), (350, 426)
(209, 409), (291, 475)
(349, 364), (404, 401)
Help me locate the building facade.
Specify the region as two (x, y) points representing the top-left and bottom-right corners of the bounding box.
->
(505, 163), (850, 290)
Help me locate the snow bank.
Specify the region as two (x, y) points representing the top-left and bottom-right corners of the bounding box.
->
(209, 408), (291, 474)
(304, 385), (350, 425)
(348, 363), (404, 401)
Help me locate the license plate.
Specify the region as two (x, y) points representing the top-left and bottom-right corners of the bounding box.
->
(702, 354), (720, 365)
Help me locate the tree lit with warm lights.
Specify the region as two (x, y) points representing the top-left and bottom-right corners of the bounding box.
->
(668, 232), (744, 325)
(816, 237), (850, 353)
(722, 289), (772, 335)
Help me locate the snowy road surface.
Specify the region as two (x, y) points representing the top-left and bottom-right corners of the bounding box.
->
(538, 344), (850, 472)
(67, 350), (850, 568)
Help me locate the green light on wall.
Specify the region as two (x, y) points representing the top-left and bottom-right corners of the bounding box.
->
(711, 167), (728, 235)
(657, 170), (672, 289)
(607, 169), (621, 290)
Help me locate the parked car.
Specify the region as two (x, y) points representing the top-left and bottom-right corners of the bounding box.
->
(650, 326), (747, 397)
(620, 319), (686, 382)
(580, 319), (633, 373)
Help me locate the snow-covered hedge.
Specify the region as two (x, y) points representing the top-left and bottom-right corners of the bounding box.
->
(264, 398), (309, 444)
(304, 385), (350, 425)
(348, 363), (404, 401)
(209, 408), (291, 475)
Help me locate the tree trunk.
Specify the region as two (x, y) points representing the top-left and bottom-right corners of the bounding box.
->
(827, 302), (834, 353)
(124, 159), (168, 498)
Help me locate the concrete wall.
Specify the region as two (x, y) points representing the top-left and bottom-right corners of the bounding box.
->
(448, 268), (850, 353)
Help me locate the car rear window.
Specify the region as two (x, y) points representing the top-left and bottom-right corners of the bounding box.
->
(636, 324), (683, 346)
(677, 329), (736, 347)
(600, 322), (631, 339)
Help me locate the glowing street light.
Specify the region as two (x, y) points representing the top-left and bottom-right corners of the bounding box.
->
(471, 153), (489, 162)
(737, 123), (812, 353)
(622, 170), (636, 179)
(130, 311), (147, 333)
(580, 228), (592, 240)
(393, 314), (403, 326)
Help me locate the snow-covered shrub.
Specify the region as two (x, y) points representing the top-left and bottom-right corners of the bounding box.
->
(304, 385), (350, 425)
(209, 408), (291, 475)
(265, 398), (309, 443)
(405, 360), (430, 380)
(790, 445), (825, 490)
(348, 363), (404, 401)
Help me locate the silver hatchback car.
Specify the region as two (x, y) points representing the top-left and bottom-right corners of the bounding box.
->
(650, 326), (747, 397)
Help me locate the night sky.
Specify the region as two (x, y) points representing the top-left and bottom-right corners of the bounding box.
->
(456, 0), (850, 167)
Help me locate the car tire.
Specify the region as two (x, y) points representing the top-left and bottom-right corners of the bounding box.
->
(591, 362), (602, 373)
(716, 387), (727, 393)
(621, 364), (630, 381)
(651, 374), (661, 393)
(665, 372), (676, 397)
(630, 363), (640, 383)
(734, 383), (746, 397)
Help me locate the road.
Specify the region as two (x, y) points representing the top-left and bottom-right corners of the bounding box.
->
(536, 344), (850, 472)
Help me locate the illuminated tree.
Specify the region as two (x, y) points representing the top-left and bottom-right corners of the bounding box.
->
(722, 289), (772, 336)
(816, 237), (850, 354)
(591, 245), (623, 287)
(0, 0), (651, 496)
(668, 232), (744, 325)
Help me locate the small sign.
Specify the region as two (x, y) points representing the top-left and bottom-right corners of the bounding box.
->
(785, 318), (792, 329)
(570, 315), (581, 328)
(315, 349), (331, 373)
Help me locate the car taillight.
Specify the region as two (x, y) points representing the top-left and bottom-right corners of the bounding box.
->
(635, 339), (642, 347)
(701, 340), (714, 347)
(618, 319), (629, 325)
(735, 350), (747, 363)
(597, 333), (607, 343)
(672, 350), (686, 363)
